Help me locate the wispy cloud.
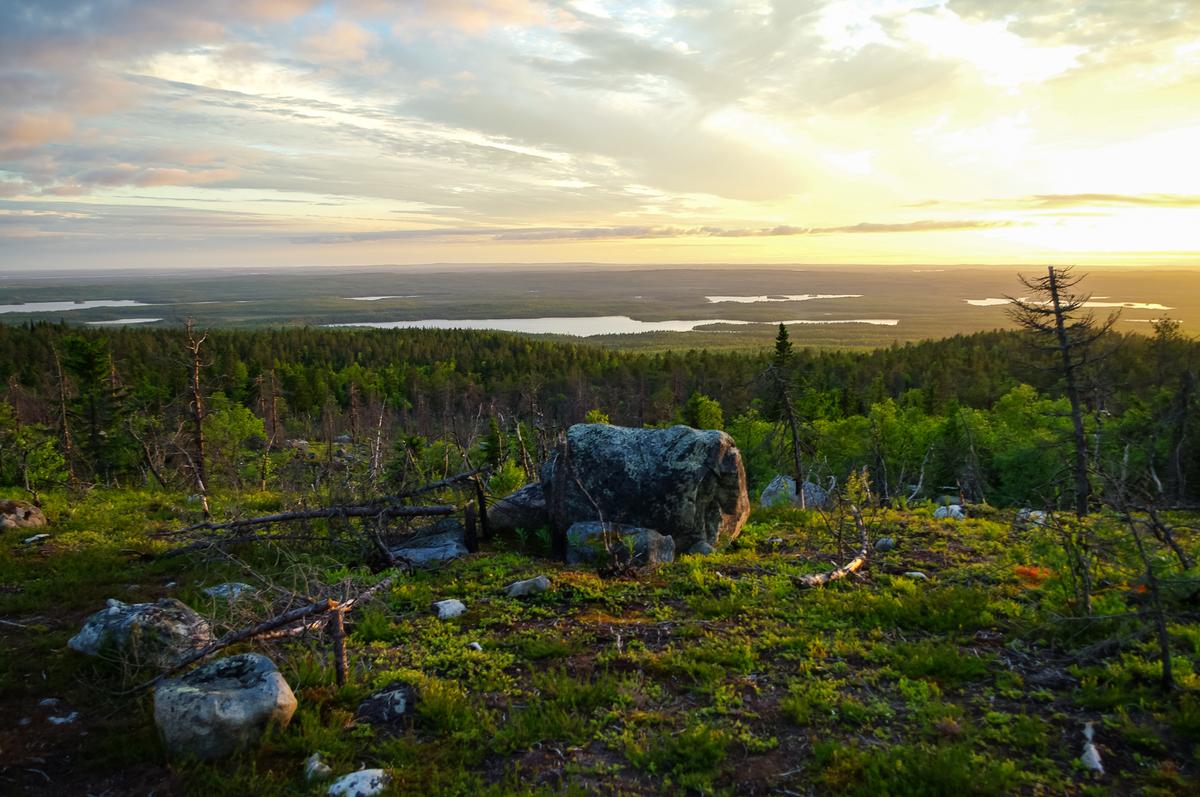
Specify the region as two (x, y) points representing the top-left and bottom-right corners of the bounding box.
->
(293, 218), (1014, 244)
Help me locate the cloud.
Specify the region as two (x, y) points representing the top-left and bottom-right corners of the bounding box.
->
(301, 20), (379, 63)
(0, 111), (74, 152)
(919, 193), (1200, 210)
(292, 218), (1014, 244)
(1027, 193), (1200, 208)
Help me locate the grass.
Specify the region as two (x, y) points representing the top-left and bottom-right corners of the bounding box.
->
(1, 488), (1198, 795)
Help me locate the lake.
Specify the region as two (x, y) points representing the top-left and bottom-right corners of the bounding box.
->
(329, 316), (899, 336)
(0, 300), (152, 314)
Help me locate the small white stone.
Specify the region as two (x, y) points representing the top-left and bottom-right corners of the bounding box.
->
(431, 599), (466, 619)
(903, 571), (928, 580)
(328, 768), (391, 797)
(305, 752), (333, 782)
(22, 534), (49, 545)
(38, 698), (60, 707)
(504, 575), (551, 597)
(466, 641), (483, 652)
(48, 711), (79, 725)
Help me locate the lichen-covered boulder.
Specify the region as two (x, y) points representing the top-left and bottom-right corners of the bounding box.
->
(0, 499), (46, 530)
(565, 522), (675, 568)
(328, 769), (391, 797)
(154, 653), (296, 760)
(542, 424), (749, 555)
(354, 683), (414, 733)
(390, 518), (469, 565)
(68, 598), (214, 668)
(488, 482), (548, 535)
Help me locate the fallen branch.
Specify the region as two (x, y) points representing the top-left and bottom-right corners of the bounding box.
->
(124, 575), (396, 693)
(170, 503), (456, 536)
(794, 504), (869, 588)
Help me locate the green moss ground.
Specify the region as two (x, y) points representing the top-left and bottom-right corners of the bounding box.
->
(2, 491), (1198, 795)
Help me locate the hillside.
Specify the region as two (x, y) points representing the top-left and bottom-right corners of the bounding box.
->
(2, 489), (1197, 795)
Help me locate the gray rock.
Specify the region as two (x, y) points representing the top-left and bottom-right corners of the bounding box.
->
(688, 541), (715, 555)
(758, 475), (832, 509)
(565, 522), (675, 567)
(431, 599), (466, 619)
(759, 474), (797, 507)
(874, 537), (896, 552)
(934, 504), (966, 521)
(1015, 508), (1048, 528)
(504, 575), (551, 598)
(391, 518), (469, 565)
(202, 582), (256, 601)
(154, 653), (296, 760)
(334, 434), (353, 444)
(48, 711), (79, 725)
(542, 424), (750, 555)
(0, 499), (46, 530)
(800, 480), (833, 510)
(21, 533), (49, 545)
(328, 769), (391, 797)
(68, 598), (214, 669)
(903, 571), (928, 580)
(489, 482), (548, 535)
(355, 683), (414, 732)
(305, 753), (333, 782)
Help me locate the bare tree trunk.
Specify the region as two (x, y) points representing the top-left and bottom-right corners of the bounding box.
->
(50, 345), (78, 489)
(1047, 267), (1091, 517)
(185, 319), (210, 519)
(1127, 517), (1174, 692)
(349, 382), (361, 444)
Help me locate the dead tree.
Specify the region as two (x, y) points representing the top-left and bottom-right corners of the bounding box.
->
(1008, 267), (1118, 517)
(50, 345), (78, 489)
(184, 319), (211, 519)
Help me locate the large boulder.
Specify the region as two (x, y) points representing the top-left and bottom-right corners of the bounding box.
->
(154, 653), (297, 760)
(390, 517), (469, 565)
(565, 522), (675, 568)
(68, 598), (214, 669)
(542, 424), (749, 555)
(0, 500), (46, 530)
(488, 482), (548, 535)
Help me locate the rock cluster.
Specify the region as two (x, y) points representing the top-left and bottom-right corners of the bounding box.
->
(0, 499), (46, 530)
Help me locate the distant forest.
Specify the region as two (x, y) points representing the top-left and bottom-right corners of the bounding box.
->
(0, 320), (1196, 509)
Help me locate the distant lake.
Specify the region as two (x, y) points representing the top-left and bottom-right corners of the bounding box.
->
(705, 294), (862, 303)
(344, 295), (422, 301)
(966, 297), (1171, 309)
(86, 318), (162, 326)
(0, 300), (152, 314)
(329, 316), (899, 336)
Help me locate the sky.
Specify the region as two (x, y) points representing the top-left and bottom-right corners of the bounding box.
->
(1, 0), (1198, 269)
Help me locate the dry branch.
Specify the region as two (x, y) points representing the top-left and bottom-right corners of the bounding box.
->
(795, 504), (869, 588)
(126, 575), (396, 693)
(171, 503), (456, 536)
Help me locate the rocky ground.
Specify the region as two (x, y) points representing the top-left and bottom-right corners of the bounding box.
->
(1, 489), (1198, 796)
